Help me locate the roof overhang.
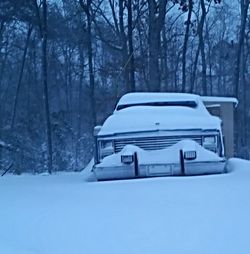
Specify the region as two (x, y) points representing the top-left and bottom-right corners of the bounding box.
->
(202, 96), (238, 107)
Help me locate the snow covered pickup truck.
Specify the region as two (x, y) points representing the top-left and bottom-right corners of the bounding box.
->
(93, 93), (226, 180)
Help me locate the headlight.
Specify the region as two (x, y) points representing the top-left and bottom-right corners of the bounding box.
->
(100, 140), (113, 149)
(99, 140), (114, 160)
(203, 136), (217, 153)
(203, 136), (216, 145)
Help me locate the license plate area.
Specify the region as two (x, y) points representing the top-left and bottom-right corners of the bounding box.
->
(147, 164), (172, 175)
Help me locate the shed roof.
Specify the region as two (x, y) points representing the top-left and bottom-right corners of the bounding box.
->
(202, 96), (238, 105)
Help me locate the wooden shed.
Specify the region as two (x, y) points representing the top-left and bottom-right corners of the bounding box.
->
(202, 96), (238, 158)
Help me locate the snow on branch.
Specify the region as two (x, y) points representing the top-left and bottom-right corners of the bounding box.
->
(0, 140), (12, 150)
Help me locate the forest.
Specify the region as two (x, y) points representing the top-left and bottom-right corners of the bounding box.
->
(0, 0), (249, 174)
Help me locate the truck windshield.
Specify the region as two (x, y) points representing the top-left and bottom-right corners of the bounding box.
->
(116, 101), (198, 111)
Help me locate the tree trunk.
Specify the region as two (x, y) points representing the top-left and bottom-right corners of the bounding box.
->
(199, 0), (207, 95)
(148, 0), (167, 91)
(234, 0), (249, 155)
(241, 45), (247, 150)
(42, 0), (53, 174)
(161, 24), (168, 90)
(75, 46), (84, 171)
(0, 36), (9, 93)
(127, 0), (135, 92)
(135, 3), (149, 90)
(118, 0), (130, 92)
(181, 0), (193, 93)
(234, 0), (249, 97)
(190, 43), (200, 93)
(0, 21), (5, 52)
(80, 0), (96, 127)
(86, 1), (96, 127)
(11, 25), (32, 129)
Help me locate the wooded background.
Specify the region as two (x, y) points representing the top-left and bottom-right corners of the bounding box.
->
(0, 0), (249, 174)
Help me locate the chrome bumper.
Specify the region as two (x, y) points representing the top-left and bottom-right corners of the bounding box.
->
(93, 160), (226, 180)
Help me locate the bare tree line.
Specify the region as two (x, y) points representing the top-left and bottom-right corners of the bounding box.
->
(0, 0), (249, 174)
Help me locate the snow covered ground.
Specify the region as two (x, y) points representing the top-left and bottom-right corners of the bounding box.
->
(0, 158), (250, 254)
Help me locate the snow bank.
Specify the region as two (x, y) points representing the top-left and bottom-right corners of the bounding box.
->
(99, 140), (222, 167)
(80, 158), (96, 181)
(1, 159), (250, 254)
(81, 158), (94, 173)
(225, 158), (250, 172)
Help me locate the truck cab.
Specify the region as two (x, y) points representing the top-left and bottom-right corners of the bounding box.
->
(93, 93), (227, 180)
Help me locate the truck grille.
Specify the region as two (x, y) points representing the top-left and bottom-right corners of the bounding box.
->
(114, 135), (202, 153)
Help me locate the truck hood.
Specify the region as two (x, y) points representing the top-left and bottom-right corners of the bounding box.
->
(98, 106), (221, 136)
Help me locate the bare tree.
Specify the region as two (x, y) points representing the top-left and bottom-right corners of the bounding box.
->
(79, 0), (96, 127)
(2, 0), (250, 171)
(182, 0), (193, 92)
(234, 0), (250, 154)
(75, 45), (84, 171)
(11, 25), (33, 129)
(33, 0), (53, 173)
(234, 0), (250, 97)
(148, 0), (167, 91)
(190, 0), (211, 94)
(127, 0), (136, 91)
(198, 0), (207, 95)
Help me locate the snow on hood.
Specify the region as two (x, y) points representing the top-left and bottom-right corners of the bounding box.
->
(99, 140), (223, 167)
(99, 105), (221, 136)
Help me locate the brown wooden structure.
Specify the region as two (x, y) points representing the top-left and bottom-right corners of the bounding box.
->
(202, 96), (238, 158)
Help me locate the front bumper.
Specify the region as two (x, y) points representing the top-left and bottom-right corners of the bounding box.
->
(93, 160), (226, 181)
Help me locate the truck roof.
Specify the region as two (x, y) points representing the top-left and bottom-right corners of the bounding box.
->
(116, 92), (200, 110)
(99, 93), (221, 136)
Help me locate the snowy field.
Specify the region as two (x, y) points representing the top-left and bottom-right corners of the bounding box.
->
(1, 158), (250, 254)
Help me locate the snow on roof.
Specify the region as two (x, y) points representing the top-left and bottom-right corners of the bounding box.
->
(98, 92), (223, 136)
(116, 92), (200, 109)
(117, 93), (238, 108)
(202, 96), (238, 105)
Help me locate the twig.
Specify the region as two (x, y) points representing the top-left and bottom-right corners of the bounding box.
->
(1, 163), (13, 177)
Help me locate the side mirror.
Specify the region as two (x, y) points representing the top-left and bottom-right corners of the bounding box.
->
(93, 125), (102, 136)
